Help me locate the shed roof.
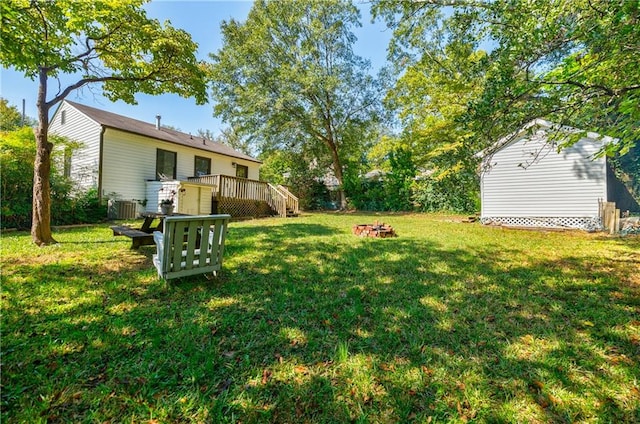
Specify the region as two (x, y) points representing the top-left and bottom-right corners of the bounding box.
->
(478, 119), (617, 161)
(63, 100), (260, 164)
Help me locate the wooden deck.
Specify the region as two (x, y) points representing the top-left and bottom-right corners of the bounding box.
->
(187, 174), (299, 218)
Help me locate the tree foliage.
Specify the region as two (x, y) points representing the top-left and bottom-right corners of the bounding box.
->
(1, 0), (208, 245)
(1, 1), (208, 105)
(373, 0), (640, 155)
(349, 147), (417, 211)
(0, 127), (103, 229)
(198, 126), (254, 157)
(260, 150), (332, 210)
(209, 0), (382, 208)
(0, 128), (36, 228)
(377, 42), (485, 212)
(0, 98), (30, 130)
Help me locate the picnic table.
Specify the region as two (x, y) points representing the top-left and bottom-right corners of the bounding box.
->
(111, 212), (189, 249)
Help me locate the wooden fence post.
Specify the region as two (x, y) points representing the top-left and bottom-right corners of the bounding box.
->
(602, 202), (619, 234)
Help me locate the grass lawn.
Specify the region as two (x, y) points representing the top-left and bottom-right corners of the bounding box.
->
(2, 212), (639, 423)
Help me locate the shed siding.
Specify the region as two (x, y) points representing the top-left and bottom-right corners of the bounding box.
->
(49, 104), (102, 190)
(102, 129), (260, 201)
(481, 132), (607, 218)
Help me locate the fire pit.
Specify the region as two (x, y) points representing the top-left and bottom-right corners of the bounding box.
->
(352, 221), (397, 238)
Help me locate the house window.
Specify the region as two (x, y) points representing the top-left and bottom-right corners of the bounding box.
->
(236, 164), (248, 178)
(194, 156), (211, 177)
(156, 148), (177, 180)
(60, 110), (66, 125)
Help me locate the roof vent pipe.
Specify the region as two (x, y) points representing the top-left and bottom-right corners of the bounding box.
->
(155, 115), (161, 130)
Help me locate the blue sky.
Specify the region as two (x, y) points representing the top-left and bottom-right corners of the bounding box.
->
(1, 0), (392, 136)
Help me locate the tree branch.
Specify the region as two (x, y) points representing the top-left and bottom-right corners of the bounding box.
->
(534, 78), (616, 96)
(45, 72), (162, 109)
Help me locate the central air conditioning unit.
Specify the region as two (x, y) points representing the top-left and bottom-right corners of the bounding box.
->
(108, 200), (138, 219)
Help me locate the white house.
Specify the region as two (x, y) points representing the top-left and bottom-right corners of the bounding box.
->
(480, 119), (638, 230)
(49, 100), (263, 217)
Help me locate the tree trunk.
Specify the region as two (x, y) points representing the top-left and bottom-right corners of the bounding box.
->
(31, 68), (57, 246)
(333, 161), (346, 210)
(327, 139), (347, 210)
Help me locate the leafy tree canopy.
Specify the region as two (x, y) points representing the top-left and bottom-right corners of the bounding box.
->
(1, 0), (208, 105)
(209, 0), (383, 208)
(373, 0), (640, 155)
(382, 43), (486, 179)
(1, 0), (209, 245)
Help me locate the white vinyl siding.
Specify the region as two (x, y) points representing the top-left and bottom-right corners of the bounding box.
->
(101, 129), (260, 201)
(481, 132), (607, 218)
(49, 104), (101, 190)
(145, 181), (213, 215)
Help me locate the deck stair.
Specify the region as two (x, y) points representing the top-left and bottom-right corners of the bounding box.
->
(277, 185), (299, 218)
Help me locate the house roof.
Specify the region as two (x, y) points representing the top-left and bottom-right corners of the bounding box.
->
(63, 100), (261, 164)
(478, 119), (617, 160)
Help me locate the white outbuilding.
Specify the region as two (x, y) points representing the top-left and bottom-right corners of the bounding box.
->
(480, 119), (638, 230)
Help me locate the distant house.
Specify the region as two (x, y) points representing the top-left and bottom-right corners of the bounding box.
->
(480, 119), (638, 230)
(49, 100), (278, 218)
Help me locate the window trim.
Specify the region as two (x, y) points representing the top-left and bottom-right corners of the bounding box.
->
(194, 155), (211, 177)
(236, 164), (249, 178)
(156, 148), (177, 180)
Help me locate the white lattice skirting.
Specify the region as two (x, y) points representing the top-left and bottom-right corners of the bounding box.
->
(480, 216), (602, 231)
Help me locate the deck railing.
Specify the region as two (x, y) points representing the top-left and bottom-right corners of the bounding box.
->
(187, 174), (297, 217)
(189, 174), (220, 188)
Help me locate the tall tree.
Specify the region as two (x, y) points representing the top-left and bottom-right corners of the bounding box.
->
(381, 43), (486, 212)
(1, 0), (208, 245)
(209, 0), (381, 208)
(373, 0), (640, 155)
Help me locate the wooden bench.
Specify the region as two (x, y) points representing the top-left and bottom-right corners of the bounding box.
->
(110, 225), (154, 249)
(152, 214), (231, 281)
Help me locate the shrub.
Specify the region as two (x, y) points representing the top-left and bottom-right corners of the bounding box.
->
(411, 174), (479, 214)
(260, 150), (333, 210)
(345, 179), (386, 211)
(345, 148), (417, 211)
(51, 188), (108, 226)
(0, 128), (107, 229)
(1, 128), (37, 229)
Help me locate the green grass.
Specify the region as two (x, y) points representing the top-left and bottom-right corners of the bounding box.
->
(2, 212), (639, 423)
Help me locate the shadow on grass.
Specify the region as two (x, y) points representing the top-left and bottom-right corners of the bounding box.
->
(2, 219), (639, 422)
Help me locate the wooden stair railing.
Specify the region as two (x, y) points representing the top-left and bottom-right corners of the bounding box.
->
(277, 185), (299, 216)
(267, 183), (287, 217)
